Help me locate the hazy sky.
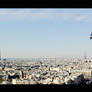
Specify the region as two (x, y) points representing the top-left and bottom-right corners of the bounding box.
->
(0, 8), (92, 58)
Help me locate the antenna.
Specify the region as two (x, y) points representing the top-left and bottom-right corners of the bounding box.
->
(0, 51), (1, 61)
(84, 51), (86, 59)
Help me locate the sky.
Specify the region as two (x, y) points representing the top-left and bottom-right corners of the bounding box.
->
(0, 8), (92, 58)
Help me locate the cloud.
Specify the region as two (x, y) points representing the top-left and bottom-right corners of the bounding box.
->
(0, 9), (54, 21)
(0, 9), (73, 21)
(75, 15), (87, 21)
(0, 9), (90, 22)
(55, 13), (72, 20)
(62, 14), (72, 20)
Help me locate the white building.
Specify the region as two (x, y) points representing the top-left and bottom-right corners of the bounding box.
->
(12, 79), (16, 84)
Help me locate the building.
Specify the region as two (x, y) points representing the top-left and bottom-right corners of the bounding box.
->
(19, 71), (24, 80)
(12, 79), (16, 84)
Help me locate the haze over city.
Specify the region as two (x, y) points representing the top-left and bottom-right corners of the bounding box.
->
(0, 9), (92, 58)
(1, 9), (92, 85)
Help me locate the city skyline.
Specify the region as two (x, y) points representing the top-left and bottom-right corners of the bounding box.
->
(0, 9), (92, 58)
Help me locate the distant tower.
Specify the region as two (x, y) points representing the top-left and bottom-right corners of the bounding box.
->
(84, 51), (86, 59)
(0, 52), (1, 61)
